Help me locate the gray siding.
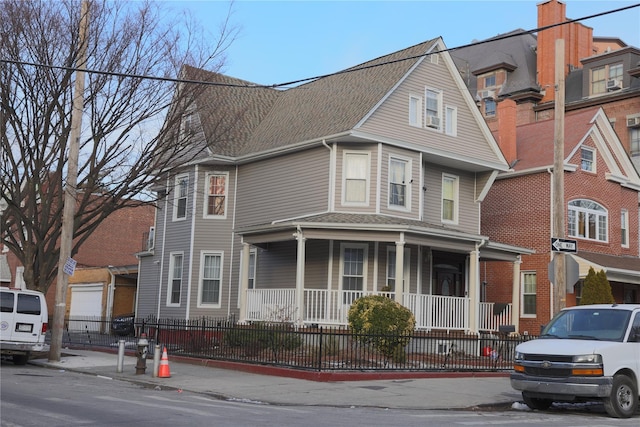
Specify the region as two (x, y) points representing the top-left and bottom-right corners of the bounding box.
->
(235, 147), (330, 226)
(358, 51), (501, 165)
(334, 143), (379, 213)
(378, 145), (421, 219)
(423, 162), (480, 234)
(188, 165), (238, 319)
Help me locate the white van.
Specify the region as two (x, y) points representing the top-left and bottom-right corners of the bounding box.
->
(511, 304), (640, 418)
(0, 286), (49, 365)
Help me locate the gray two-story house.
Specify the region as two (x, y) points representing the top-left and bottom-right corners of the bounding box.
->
(136, 37), (533, 333)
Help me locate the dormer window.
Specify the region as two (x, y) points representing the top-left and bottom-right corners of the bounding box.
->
(484, 74), (496, 88)
(591, 63), (623, 95)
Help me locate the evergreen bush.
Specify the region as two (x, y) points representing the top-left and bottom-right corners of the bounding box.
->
(348, 295), (415, 363)
(580, 267), (615, 305)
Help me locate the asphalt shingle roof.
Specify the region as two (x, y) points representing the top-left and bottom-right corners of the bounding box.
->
(186, 39), (439, 157)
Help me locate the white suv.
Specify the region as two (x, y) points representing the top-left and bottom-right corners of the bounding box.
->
(0, 287), (49, 365)
(511, 304), (640, 418)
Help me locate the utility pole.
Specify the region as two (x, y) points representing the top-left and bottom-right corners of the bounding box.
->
(552, 39), (566, 315)
(50, 0), (90, 362)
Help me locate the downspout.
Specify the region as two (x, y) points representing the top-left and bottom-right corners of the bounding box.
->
(157, 177), (170, 319)
(228, 165), (239, 318)
(547, 167), (554, 316)
(106, 268), (115, 321)
(322, 139), (334, 211)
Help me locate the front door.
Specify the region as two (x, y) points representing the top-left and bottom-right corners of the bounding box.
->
(432, 252), (466, 297)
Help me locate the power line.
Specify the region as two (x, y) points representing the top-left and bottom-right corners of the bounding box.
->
(1, 3), (638, 90)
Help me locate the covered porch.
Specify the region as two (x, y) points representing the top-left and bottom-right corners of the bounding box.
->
(245, 289), (512, 332)
(236, 213), (533, 334)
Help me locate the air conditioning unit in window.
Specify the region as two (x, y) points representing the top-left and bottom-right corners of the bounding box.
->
(425, 116), (440, 128)
(627, 117), (640, 128)
(606, 79), (621, 91)
(479, 90), (495, 100)
(147, 226), (155, 251)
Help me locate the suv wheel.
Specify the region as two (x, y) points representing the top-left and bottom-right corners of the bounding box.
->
(603, 374), (638, 418)
(13, 353), (29, 365)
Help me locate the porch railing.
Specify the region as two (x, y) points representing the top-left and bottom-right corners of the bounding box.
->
(246, 289), (512, 332)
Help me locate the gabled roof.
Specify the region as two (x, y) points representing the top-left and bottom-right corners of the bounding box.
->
(508, 108), (639, 186)
(190, 39), (441, 158)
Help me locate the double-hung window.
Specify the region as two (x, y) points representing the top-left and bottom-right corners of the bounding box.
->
(341, 244), (367, 303)
(168, 253), (183, 305)
(522, 272), (536, 317)
(581, 147), (595, 172)
(343, 152), (369, 205)
(409, 95), (422, 127)
(174, 174), (189, 220)
(425, 88), (442, 130)
(441, 173), (459, 223)
(445, 106), (457, 136)
(200, 252), (222, 306)
(630, 128), (640, 157)
(568, 199), (608, 242)
(485, 99), (496, 117)
(205, 173), (227, 217)
(389, 157), (409, 209)
(621, 210), (629, 248)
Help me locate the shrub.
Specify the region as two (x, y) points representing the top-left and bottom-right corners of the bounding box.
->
(348, 295), (415, 363)
(580, 267), (615, 305)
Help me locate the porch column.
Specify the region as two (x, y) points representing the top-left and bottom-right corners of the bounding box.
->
(394, 236), (405, 305)
(239, 242), (251, 323)
(294, 227), (306, 327)
(468, 245), (480, 334)
(511, 256), (522, 333)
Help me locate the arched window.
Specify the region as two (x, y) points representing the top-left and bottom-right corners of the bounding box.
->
(568, 199), (608, 242)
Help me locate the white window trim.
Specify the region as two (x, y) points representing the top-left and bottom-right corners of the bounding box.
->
(580, 146), (596, 173)
(339, 243), (368, 293)
(445, 105), (457, 136)
(388, 156), (411, 212)
(172, 174), (189, 222)
(568, 199), (609, 243)
(197, 251), (223, 308)
(166, 251), (184, 307)
(521, 271), (536, 318)
(425, 87), (443, 132)
(409, 94), (423, 128)
(341, 151), (371, 207)
(203, 171), (229, 219)
(621, 209), (629, 248)
(441, 173), (459, 225)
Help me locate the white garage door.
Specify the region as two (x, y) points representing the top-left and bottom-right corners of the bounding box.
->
(69, 284), (103, 332)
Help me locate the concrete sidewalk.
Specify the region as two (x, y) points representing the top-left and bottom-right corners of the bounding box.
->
(30, 348), (521, 410)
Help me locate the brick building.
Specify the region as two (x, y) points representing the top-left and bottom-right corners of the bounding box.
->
(483, 102), (640, 333)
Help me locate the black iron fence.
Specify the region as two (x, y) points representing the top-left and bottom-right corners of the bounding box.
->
(48, 316), (537, 372)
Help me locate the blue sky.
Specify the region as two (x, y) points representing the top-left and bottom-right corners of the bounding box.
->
(169, 1), (640, 86)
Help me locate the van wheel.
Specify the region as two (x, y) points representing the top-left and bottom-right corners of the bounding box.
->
(603, 374), (638, 418)
(522, 392), (553, 410)
(13, 353), (29, 365)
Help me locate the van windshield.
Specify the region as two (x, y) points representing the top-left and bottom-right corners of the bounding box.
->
(541, 308), (631, 342)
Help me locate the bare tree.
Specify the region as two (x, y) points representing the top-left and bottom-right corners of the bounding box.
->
(0, 0), (237, 294)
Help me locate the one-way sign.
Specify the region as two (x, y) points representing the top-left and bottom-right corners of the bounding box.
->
(551, 237), (577, 253)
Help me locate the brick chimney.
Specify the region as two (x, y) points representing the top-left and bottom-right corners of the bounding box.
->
(497, 99), (517, 165)
(537, 0), (594, 103)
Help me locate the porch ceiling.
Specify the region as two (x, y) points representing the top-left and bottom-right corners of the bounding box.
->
(571, 251), (640, 285)
(236, 213), (533, 260)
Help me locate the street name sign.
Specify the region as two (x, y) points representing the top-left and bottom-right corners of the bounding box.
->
(551, 238), (577, 253)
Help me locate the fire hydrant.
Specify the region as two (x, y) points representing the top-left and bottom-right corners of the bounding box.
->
(135, 333), (149, 375)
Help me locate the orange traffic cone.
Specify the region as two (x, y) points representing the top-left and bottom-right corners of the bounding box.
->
(158, 346), (171, 378)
